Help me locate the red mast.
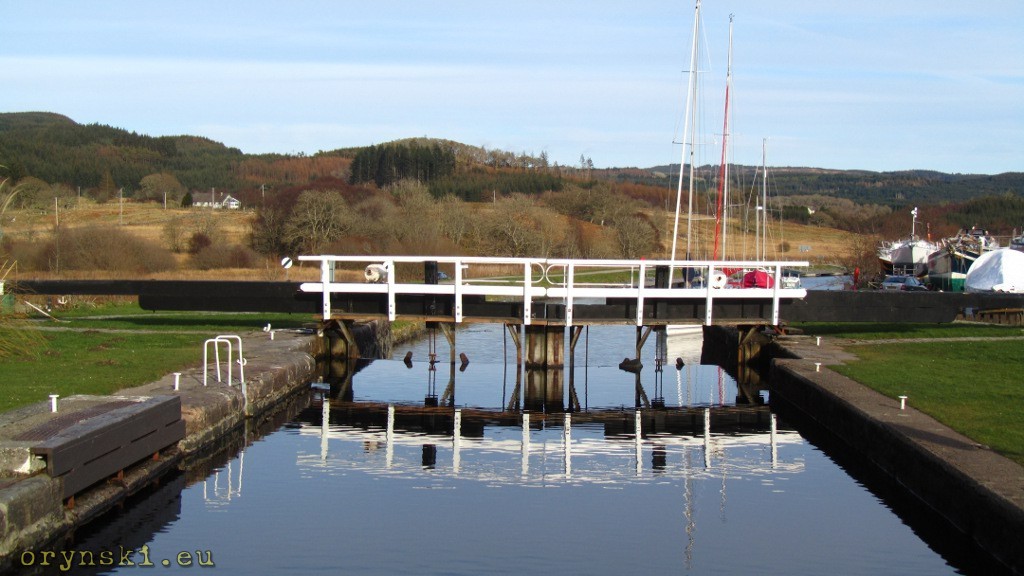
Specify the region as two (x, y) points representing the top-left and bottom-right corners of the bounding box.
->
(712, 15), (733, 261)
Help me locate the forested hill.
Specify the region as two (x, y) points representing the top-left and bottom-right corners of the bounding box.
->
(623, 165), (1024, 206)
(1, 111), (1021, 207)
(0, 112), (353, 194)
(0, 112), (246, 190)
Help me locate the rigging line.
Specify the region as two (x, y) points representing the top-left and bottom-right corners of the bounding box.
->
(745, 167), (761, 260)
(670, 70), (692, 145)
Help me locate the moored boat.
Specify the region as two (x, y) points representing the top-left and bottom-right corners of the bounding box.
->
(964, 248), (1024, 293)
(926, 227), (999, 291)
(741, 269), (775, 288)
(878, 207), (936, 276)
(926, 247), (970, 291)
(888, 238), (937, 276)
(1010, 228), (1024, 252)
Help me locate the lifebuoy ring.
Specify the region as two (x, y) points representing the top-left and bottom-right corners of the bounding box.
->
(710, 272), (728, 289)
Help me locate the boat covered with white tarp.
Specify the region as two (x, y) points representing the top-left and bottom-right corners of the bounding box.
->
(964, 249), (1024, 293)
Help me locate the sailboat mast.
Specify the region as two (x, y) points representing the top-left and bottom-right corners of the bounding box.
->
(712, 15), (733, 261)
(669, 0), (702, 287)
(685, 96), (698, 258)
(761, 138), (769, 260)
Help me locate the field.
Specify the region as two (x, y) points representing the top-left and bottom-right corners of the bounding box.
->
(2, 200), (322, 281)
(2, 199), (867, 283)
(653, 210), (864, 265)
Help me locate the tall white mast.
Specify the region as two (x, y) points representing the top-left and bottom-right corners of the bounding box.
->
(669, 0), (702, 287)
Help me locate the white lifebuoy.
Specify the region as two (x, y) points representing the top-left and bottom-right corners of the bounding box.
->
(710, 272), (728, 289)
(364, 263), (389, 283)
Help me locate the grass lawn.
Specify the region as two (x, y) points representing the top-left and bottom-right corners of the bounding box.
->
(793, 321), (1024, 340)
(0, 302), (321, 413)
(795, 322), (1024, 466)
(0, 330), (208, 413)
(51, 302), (317, 331)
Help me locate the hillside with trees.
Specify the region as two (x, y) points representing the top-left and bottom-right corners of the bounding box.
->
(637, 164), (1024, 206)
(0, 112), (352, 206)
(1, 111), (1022, 282)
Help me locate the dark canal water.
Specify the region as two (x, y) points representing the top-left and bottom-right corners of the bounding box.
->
(30, 298), (1005, 575)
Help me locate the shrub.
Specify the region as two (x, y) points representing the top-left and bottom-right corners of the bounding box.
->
(191, 243), (259, 270)
(187, 232), (212, 255)
(162, 216), (187, 253)
(35, 225), (176, 273)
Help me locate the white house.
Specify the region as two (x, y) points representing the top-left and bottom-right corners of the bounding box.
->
(194, 193), (242, 209)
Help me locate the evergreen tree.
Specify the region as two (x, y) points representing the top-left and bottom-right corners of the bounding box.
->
(93, 170), (117, 203)
(348, 141), (456, 188)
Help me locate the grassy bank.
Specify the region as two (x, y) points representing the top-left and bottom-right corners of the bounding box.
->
(0, 303), (318, 413)
(795, 322), (1024, 466)
(1, 330), (209, 413)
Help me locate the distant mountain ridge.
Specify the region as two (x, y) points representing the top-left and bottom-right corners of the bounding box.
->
(1, 111), (1021, 206)
(617, 164), (1023, 206)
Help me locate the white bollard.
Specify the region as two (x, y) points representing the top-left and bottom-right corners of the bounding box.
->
(899, 395), (908, 410)
(815, 362), (821, 372)
(173, 372), (181, 391)
(270, 330), (275, 341)
(816, 336), (821, 346)
(49, 394), (59, 413)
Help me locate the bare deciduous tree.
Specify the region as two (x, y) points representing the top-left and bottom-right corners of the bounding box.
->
(615, 215), (656, 259)
(483, 194), (540, 256)
(388, 180), (440, 251)
(249, 206), (295, 256)
(285, 190), (350, 254)
(162, 216), (188, 253)
(436, 194), (470, 245)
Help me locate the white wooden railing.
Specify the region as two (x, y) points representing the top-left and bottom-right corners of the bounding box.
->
(298, 255), (808, 326)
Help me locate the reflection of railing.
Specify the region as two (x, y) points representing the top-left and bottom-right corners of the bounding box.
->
(298, 255), (808, 326)
(299, 403), (802, 485)
(203, 452), (244, 509)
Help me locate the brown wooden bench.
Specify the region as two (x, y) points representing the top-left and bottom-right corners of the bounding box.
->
(975, 307), (1024, 325)
(30, 396), (185, 500)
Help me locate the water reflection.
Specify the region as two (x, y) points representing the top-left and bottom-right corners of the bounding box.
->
(24, 474), (186, 576)
(294, 401), (804, 487)
(202, 453), (244, 509)
(331, 325), (750, 414)
(33, 321), (1003, 576)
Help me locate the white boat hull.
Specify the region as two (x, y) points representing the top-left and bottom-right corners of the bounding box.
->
(889, 239), (936, 275)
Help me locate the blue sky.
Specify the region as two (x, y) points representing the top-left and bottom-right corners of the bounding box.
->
(3, 1), (1022, 174)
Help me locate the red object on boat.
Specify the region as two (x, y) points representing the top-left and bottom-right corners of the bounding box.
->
(742, 270), (775, 288)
